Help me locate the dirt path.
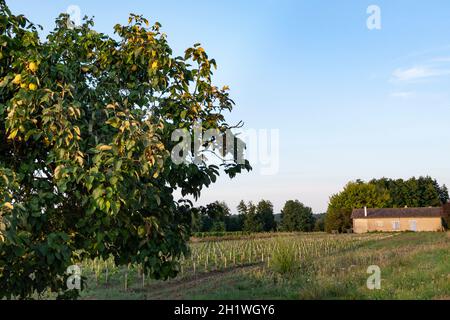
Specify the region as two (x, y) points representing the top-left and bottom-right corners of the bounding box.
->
(141, 263), (263, 300)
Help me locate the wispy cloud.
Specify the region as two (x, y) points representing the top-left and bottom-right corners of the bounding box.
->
(391, 66), (450, 82)
(430, 56), (450, 62)
(390, 91), (415, 99)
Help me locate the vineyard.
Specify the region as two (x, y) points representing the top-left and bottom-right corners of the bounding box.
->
(79, 232), (396, 295)
(75, 232), (450, 300)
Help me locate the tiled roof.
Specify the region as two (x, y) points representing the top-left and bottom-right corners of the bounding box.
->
(351, 207), (445, 219)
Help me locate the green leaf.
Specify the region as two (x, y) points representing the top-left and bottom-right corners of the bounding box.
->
(92, 186), (104, 199)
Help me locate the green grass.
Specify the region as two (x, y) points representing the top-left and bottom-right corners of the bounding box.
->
(80, 232), (450, 300)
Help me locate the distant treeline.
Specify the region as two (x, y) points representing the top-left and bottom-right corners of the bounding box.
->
(192, 176), (448, 234)
(191, 200), (325, 233)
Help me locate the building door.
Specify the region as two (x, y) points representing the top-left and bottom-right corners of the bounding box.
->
(409, 220), (417, 232)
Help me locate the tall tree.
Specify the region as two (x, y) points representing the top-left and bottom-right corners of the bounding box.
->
(439, 185), (449, 204)
(206, 201), (230, 222)
(237, 200), (247, 216)
(195, 201), (230, 232)
(256, 200), (276, 232)
(227, 200), (247, 232)
(325, 181), (390, 233)
(281, 200), (314, 232)
(243, 202), (263, 232)
(0, 2), (250, 299)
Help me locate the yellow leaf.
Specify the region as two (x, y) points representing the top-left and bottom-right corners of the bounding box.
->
(75, 156), (84, 166)
(54, 165), (64, 179)
(97, 145), (112, 151)
(156, 142), (165, 150)
(3, 202), (13, 210)
(73, 126), (81, 137)
(151, 61), (158, 69)
(7, 128), (18, 140)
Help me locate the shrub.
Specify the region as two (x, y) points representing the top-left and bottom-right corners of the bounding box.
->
(271, 240), (298, 276)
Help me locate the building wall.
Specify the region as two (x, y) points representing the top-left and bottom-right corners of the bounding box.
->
(353, 218), (368, 233)
(353, 217), (443, 233)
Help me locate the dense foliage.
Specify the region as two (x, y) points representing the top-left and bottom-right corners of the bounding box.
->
(256, 200), (277, 232)
(0, 2), (249, 299)
(369, 177), (448, 207)
(280, 200), (314, 232)
(239, 200), (277, 232)
(192, 201), (233, 232)
(193, 200), (277, 233)
(325, 177), (449, 233)
(313, 213), (326, 232)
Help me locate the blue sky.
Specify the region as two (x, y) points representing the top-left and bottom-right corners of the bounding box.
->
(8, 1), (450, 213)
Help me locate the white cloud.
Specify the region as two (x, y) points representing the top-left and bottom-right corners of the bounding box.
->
(390, 91), (415, 99)
(391, 66), (450, 82)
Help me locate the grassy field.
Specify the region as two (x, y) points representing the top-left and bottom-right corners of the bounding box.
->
(80, 232), (450, 300)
